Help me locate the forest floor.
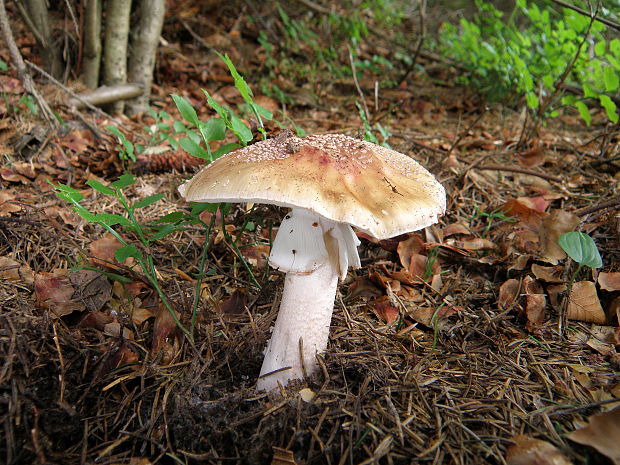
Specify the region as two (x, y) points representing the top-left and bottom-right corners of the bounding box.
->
(0, 2), (619, 465)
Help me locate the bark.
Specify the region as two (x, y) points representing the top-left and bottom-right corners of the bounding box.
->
(0, 0), (55, 124)
(19, 0), (63, 79)
(82, 0), (102, 88)
(125, 0), (166, 115)
(102, 0), (132, 114)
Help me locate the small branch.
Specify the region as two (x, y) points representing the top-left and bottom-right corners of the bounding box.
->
(474, 164), (562, 183)
(399, 0), (426, 85)
(68, 83), (143, 108)
(348, 46), (370, 124)
(575, 197), (620, 217)
(446, 107), (488, 158)
(549, 0), (620, 32)
(0, 0), (57, 125)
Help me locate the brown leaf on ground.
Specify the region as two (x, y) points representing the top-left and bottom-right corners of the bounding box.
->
(219, 289), (248, 315)
(408, 304), (459, 328)
(34, 269), (83, 317)
(0, 190), (22, 216)
(523, 276), (546, 332)
(505, 435), (571, 465)
(70, 269), (112, 312)
(569, 406), (620, 465)
(396, 234), (426, 267)
(539, 210), (580, 264)
(598, 272), (620, 292)
(373, 296), (400, 324)
(456, 237), (497, 251)
(79, 310), (114, 331)
(89, 233), (134, 268)
(442, 222), (471, 237)
(152, 303), (181, 363)
(567, 281), (607, 324)
(0, 168), (30, 184)
(514, 147), (546, 168)
(0, 256), (34, 284)
(240, 242), (270, 268)
(502, 196), (550, 224)
(531, 264), (564, 283)
(347, 276), (383, 299)
(43, 205), (82, 229)
(498, 279), (520, 309)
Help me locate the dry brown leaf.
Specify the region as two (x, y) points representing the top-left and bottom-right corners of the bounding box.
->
(442, 222), (471, 237)
(396, 234), (426, 267)
(567, 281), (606, 324)
(240, 242), (270, 268)
(272, 446), (298, 465)
(456, 237), (497, 251)
(347, 276), (383, 299)
(219, 289), (248, 315)
(89, 233), (133, 267)
(531, 264), (564, 283)
(498, 279), (520, 309)
(506, 435), (571, 465)
(373, 296), (400, 324)
(539, 210), (580, 264)
(0, 256), (34, 284)
(524, 276), (546, 332)
(34, 269), (83, 317)
(502, 196), (550, 223)
(408, 304), (459, 327)
(515, 147), (546, 168)
(599, 272), (620, 292)
(79, 310), (114, 331)
(0, 190), (22, 216)
(569, 406), (620, 465)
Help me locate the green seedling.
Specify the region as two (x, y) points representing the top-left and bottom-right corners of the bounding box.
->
(470, 206), (516, 238)
(106, 125), (136, 164)
(52, 174), (215, 343)
(558, 231), (603, 280)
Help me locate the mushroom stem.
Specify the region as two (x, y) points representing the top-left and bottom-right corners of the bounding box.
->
(257, 261), (339, 391)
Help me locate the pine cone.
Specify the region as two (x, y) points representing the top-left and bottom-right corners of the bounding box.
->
(135, 148), (205, 174)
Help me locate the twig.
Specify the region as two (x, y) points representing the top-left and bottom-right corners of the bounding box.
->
(399, 0), (426, 85)
(575, 197), (620, 217)
(549, 0), (620, 32)
(446, 107), (488, 158)
(348, 46), (370, 124)
(474, 164), (561, 183)
(25, 60), (131, 131)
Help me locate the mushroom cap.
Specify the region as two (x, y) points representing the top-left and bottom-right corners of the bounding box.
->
(178, 133), (446, 239)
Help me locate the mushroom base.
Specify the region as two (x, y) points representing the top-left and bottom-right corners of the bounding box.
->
(256, 262), (339, 392)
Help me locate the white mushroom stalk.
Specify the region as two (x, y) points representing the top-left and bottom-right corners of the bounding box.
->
(257, 208), (360, 391)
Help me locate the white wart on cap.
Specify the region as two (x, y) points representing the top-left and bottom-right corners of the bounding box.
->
(178, 133), (446, 239)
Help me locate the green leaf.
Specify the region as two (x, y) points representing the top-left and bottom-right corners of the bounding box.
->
(252, 103), (273, 120)
(149, 224), (178, 242)
(0, 59), (8, 71)
(610, 38), (620, 56)
(603, 67), (619, 92)
(201, 118), (226, 141)
(217, 52), (254, 103)
(525, 92), (539, 109)
(171, 94), (200, 127)
(594, 40), (606, 57)
(115, 244), (142, 262)
(94, 213), (132, 226)
(179, 137), (209, 159)
(213, 143), (240, 159)
(153, 211), (185, 223)
(574, 101), (591, 126)
(86, 179), (115, 195)
(111, 173), (136, 189)
(133, 194), (165, 209)
(230, 114), (253, 143)
(599, 95), (619, 123)
(106, 125), (126, 141)
(558, 232), (602, 268)
(202, 89), (229, 121)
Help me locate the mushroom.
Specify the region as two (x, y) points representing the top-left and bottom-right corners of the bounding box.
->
(178, 132), (445, 391)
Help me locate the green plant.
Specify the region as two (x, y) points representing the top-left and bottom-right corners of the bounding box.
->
(470, 206), (516, 238)
(439, 0), (620, 125)
(106, 125), (136, 164)
(356, 102), (392, 148)
(52, 174), (216, 343)
(558, 231), (603, 277)
(0, 59), (8, 72)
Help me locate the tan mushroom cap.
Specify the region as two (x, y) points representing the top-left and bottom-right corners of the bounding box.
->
(178, 133), (445, 239)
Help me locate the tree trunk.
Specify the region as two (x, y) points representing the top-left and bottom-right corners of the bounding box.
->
(19, 0), (63, 79)
(125, 0), (166, 115)
(102, 0), (132, 114)
(82, 0), (102, 88)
